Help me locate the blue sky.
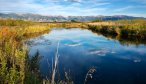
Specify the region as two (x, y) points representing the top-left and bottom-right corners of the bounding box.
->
(0, 0), (146, 17)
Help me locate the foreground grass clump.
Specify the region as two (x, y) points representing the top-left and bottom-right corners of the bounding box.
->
(0, 27), (26, 84)
(0, 19), (50, 84)
(88, 19), (146, 40)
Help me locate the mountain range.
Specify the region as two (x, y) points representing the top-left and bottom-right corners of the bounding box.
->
(0, 13), (145, 22)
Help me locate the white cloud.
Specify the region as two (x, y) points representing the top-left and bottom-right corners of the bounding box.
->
(65, 0), (82, 3)
(0, 0), (145, 17)
(113, 6), (134, 12)
(0, 0), (109, 16)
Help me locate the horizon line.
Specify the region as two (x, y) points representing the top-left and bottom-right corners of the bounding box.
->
(0, 12), (146, 18)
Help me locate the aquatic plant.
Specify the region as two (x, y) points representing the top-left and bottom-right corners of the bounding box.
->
(51, 41), (60, 84)
(84, 67), (96, 84)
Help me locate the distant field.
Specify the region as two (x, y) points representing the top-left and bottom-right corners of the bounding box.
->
(88, 22), (116, 26)
(88, 19), (146, 27)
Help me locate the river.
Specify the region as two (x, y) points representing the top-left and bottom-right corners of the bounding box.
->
(27, 28), (146, 84)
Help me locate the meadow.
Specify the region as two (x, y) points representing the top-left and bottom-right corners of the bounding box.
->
(87, 19), (146, 45)
(0, 19), (146, 84)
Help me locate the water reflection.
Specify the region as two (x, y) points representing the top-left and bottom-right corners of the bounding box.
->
(88, 48), (109, 56)
(27, 28), (146, 84)
(64, 42), (81, 47)
(91, 30), (146, 46)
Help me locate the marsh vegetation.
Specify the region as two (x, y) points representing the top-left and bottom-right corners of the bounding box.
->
(88, 19), (146, 45)
(0, 19), (50, 84)
(0, 19), (146, 84)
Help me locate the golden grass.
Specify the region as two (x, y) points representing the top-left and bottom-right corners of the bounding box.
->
(0, 19), (50, 84)
(88, 22), (116, 26)
(87, 19), (146, 40)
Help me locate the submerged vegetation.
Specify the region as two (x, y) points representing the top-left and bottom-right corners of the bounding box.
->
(0, 18), (146, 83)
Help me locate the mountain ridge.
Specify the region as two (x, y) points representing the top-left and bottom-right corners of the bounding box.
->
(0, 13), (145, 22)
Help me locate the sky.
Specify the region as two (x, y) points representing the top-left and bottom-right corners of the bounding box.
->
(0, 0), (146, 17)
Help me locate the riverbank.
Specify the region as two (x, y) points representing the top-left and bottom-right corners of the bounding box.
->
(87, 20), (146, 41)
(0, 19), (50, 84)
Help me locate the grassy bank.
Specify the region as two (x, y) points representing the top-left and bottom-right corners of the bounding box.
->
(0, 19), (50, 84)
(0, 19), (78, 84)
(42, 22), (85, 28)
(88, 19), (146, 41)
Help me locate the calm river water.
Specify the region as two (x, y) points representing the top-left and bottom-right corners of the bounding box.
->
(27, 28), (146, 84)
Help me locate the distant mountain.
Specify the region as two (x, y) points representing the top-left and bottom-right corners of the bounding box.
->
(0, 13), (145, 22)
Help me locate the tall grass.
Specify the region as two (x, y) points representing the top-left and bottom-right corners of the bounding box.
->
(45, 22), (85, 28)
(0, 27), (26, 84)
(51, 41), (60, 84)
(0, 19), (49, 84)
(88, 19), (146, 41)
(43, 41), (74, 84)
(0, 19), (34, 26)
